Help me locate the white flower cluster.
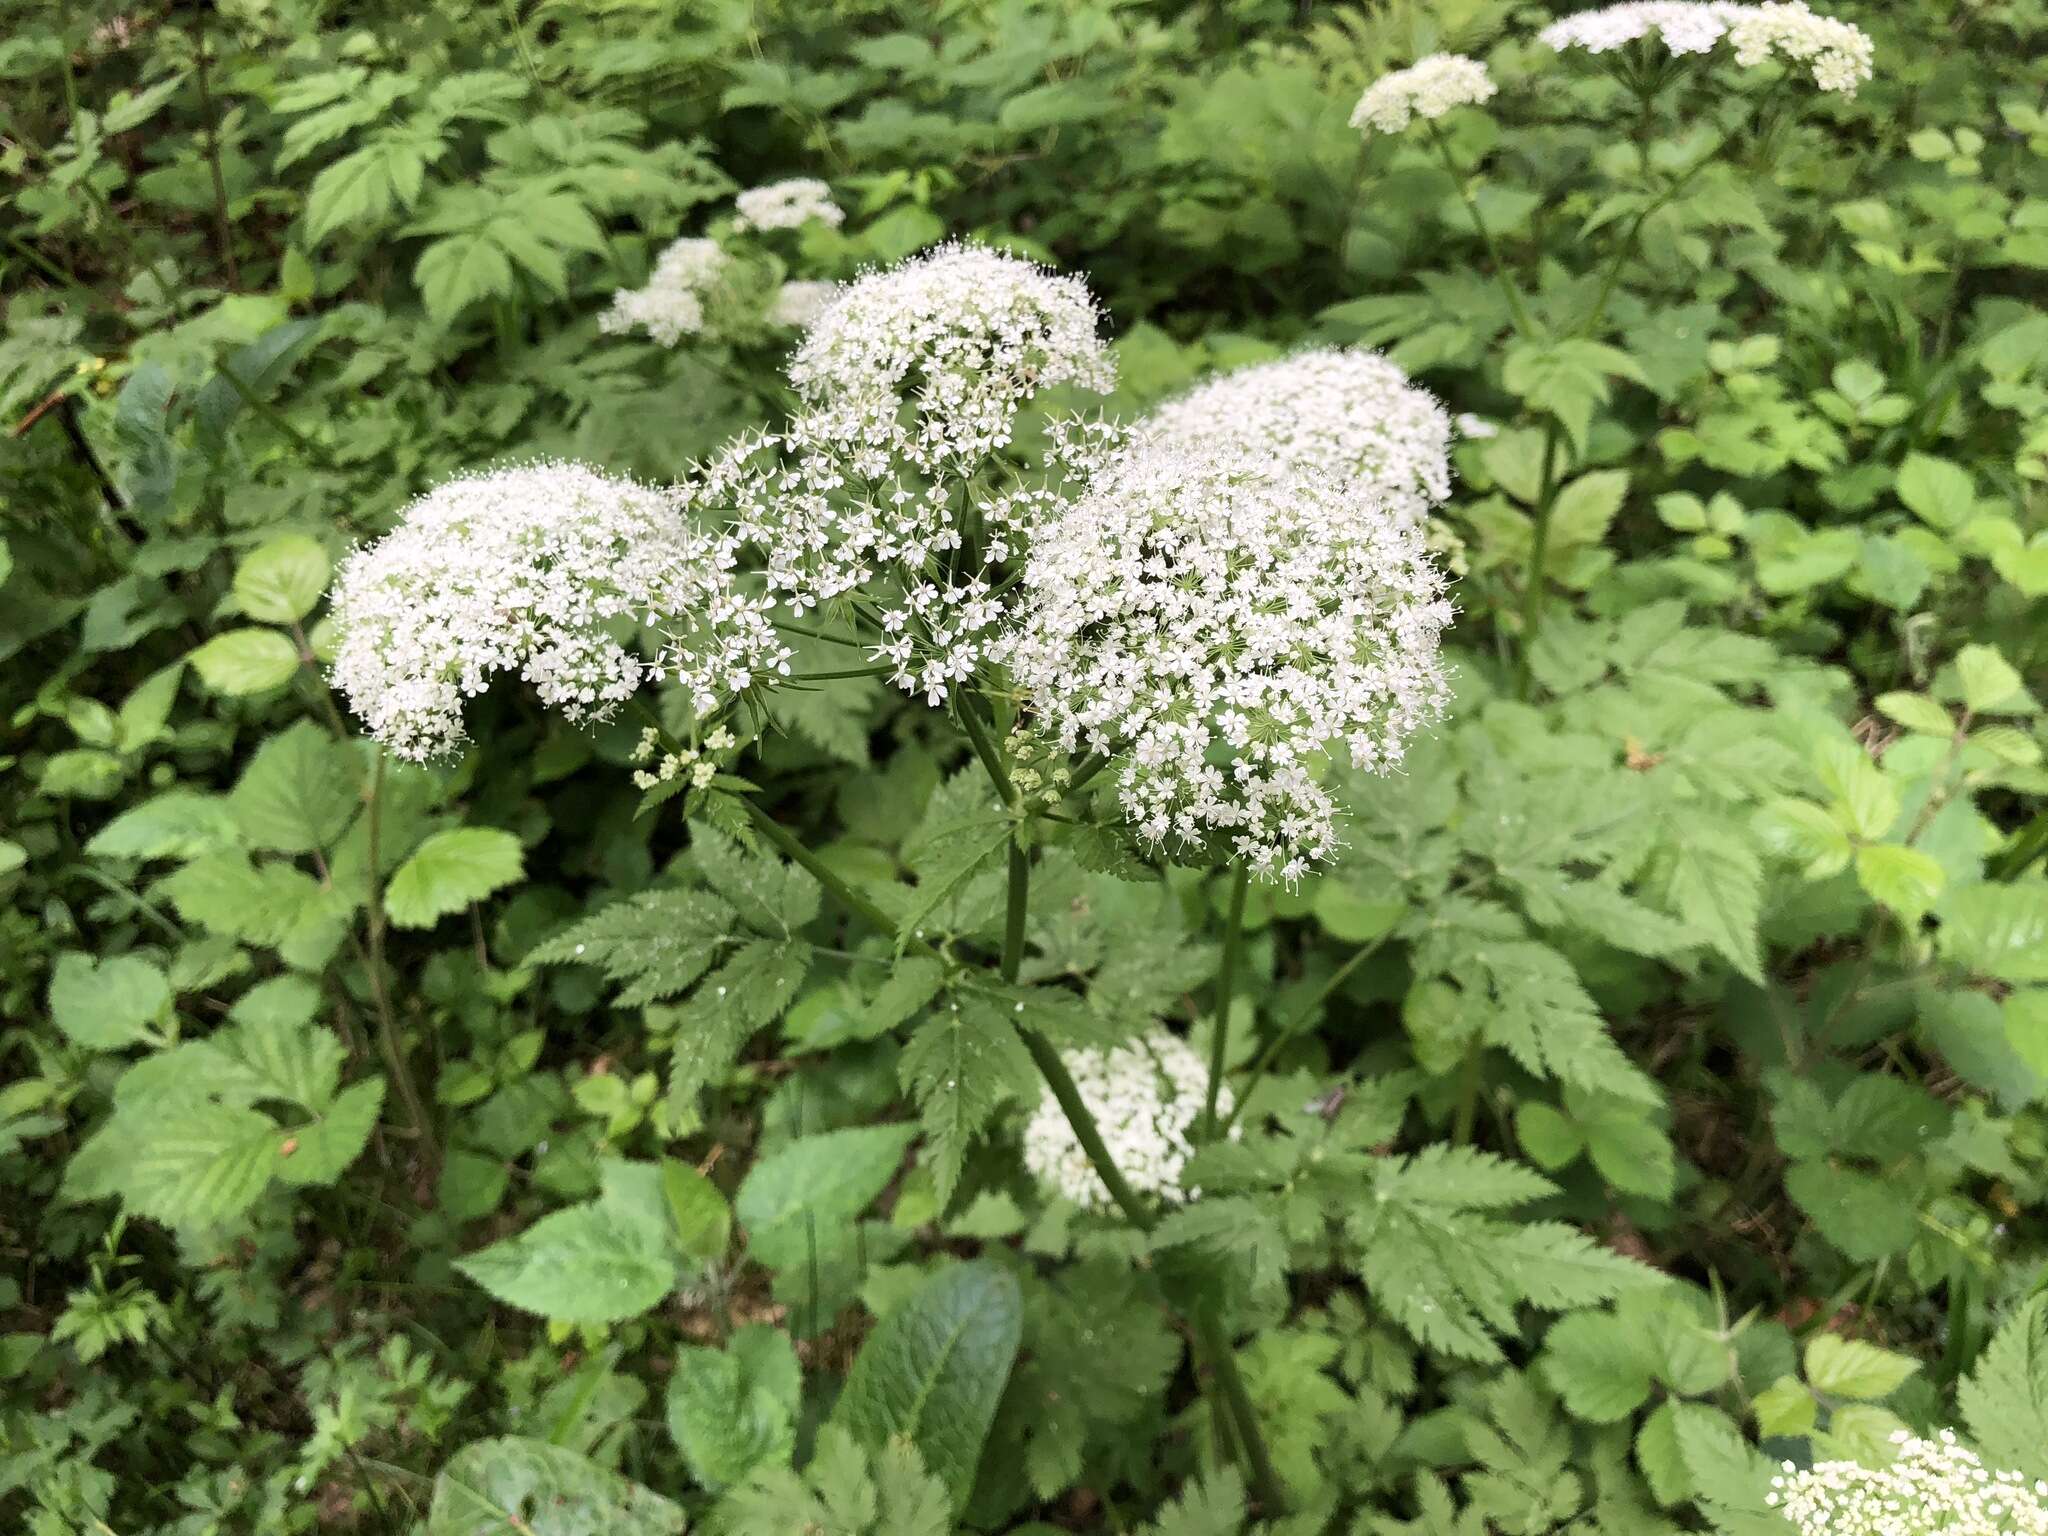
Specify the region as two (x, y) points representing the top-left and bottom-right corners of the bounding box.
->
(1003, 438), (1451, 881)
(1350, 53), (1497, 136)
(733, 177), (844, 233)
(598, 237), (730, 346)
(630, 724), (736, 792)
(767, 279), (841, 330)
(1540, 2), (1753, 56)
(329, 463), (787, 761)
(1140, 348), (1453, 531)
(787, 242), (1114, 469)
(1728, 1), (1873, 95)
(1769, 1430), (2048, 1535)
(699, 245), (1116, 705)
(1022, 1030), (1226, 1210)
(1541, 1), (1871, 93)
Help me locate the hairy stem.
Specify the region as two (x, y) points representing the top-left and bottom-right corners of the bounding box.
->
(1002, 840), (1030, 985)
(1203, 865), (1251, 1139)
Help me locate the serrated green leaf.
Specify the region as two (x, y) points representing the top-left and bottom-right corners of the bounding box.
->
(229, 721), (359, 853)
(385, 828), (523, 928)
(48, 952), (168, 1050)
(1803, 1333), (1920, 1400)
(830, 1262), (1022, 1514)
(736, 1124), (914, 1268)
(426, 1437), (683, 1536)
(1959, 1294), (2048, 1479)
(233, 534), (331, 624)
(455, 1159), (681, 1325)
(1855, 843), (1945, 919)
(189, 629), (301, 695)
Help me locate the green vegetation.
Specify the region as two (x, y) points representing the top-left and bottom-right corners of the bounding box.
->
(4, 1), (2048, 1532)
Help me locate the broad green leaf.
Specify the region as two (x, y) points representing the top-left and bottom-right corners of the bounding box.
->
(1855, 843), (1945, 920)
(1546, 469), (1629, 551)
(416, 232), (517, 323)
(1753, 797), (1853, 878)
(1874, 691), (1955, 736)
(276, 1078), (386, 1185)
(229, 720), (359, 853)
(898, 996), (1040, 1205)
(2004, 990), (2048, 1077)
(48, 952), (169, 1050)
(829, 1261), (1023, 1513)
(1941, 884), (2048, 982)
(385, 827), (524, 928)
(1956, 642), (2027, 714)
(233, 534), (331, 624)
(736, 1123), (916, 1266)
(666, 1325), (800, 1489)
(188, 629), (301, 695)
(1803, 1333), (1920, 1400)
(455, 1159), (681, 1325)
(1540, 1310), (1654, 1422)
(1895, 452), (1975, 529)
(1752, 1374), (1817, 1437)
(665, 938), (810, 1111)
(87, 790), (241, 861)
(426, 1437), (683, 1536)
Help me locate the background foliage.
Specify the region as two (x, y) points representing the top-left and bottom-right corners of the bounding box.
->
(5, 0), (2048, 1531)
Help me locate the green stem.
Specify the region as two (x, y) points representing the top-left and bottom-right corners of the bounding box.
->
(1067, 751), (1111, 796)
(1002, 841), (1029, 985)
(742, 796), (903, 944)
(772, 617), (870, 648)
(215, 359), (333, 468)
(1203, 865), (1251, 1139)
(1426, 122), (1535, 338)
(361, 749), (436, 1172)
(1189, 1308), (1289, 1515)
(956, 698), (1014, 803)
(1515, 417), (1565, 698)
(1991, 809), (2048, 881)
(1222, 932), (1393, 1135)
(188, 17), (239, 291)
(1451, 1037), (1483, 1147)
(786, 664), (893, 682)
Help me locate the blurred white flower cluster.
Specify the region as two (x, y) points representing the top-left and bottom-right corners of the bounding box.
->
(767, 279), (840, 330)
(1768, 1430), (2048, 1535)
(1002, 437), (1451, 881)
(1541, 2), (1753, 56)
(598, 236), (730, 346)
(1541, 1), (1871, 93)
(733, 177), (843, 233)
(1140, 347), (1453, 532)
(1022, 1030), (1225, 1209)
(330, 464), (787, 762)
(1729, 1), (1872, 95)
(1350, 53), (1496, 136)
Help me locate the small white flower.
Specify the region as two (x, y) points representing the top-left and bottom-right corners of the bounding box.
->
(767, 279), (841, 330)
(1727, 1), (1873, 94)
(598, 237), (730, 346)
(1350, 53), (1497, 136)
(1023, 1030), (1229, 1209)
(1771, 1429), (2048, 1535)
(1141, 348), (1454, 531)
(733, 177), (844, 233)
(330, 462), (788, 761)
(1540, 3), (1755, 57)
(1002, 438), (1452, 880)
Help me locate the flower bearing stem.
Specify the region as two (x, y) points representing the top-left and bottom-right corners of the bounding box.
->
(1203, 864), (1252, 1139)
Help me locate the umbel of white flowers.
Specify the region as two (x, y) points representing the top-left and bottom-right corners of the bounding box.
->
(699, 243), (1120, 706)
(598, 236), (730, 346)
(1001, 436), (1452, 882)
(328, 463), (788, 762)
(733, 177), (843, 233)
(1349, 53), (1497, 135)
(1768, 1429), (2048, 1535)
(1022, 1031), (1230, 1210)
(1539, 1), (1873, 95)
(1139, 347), (1454, 532)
